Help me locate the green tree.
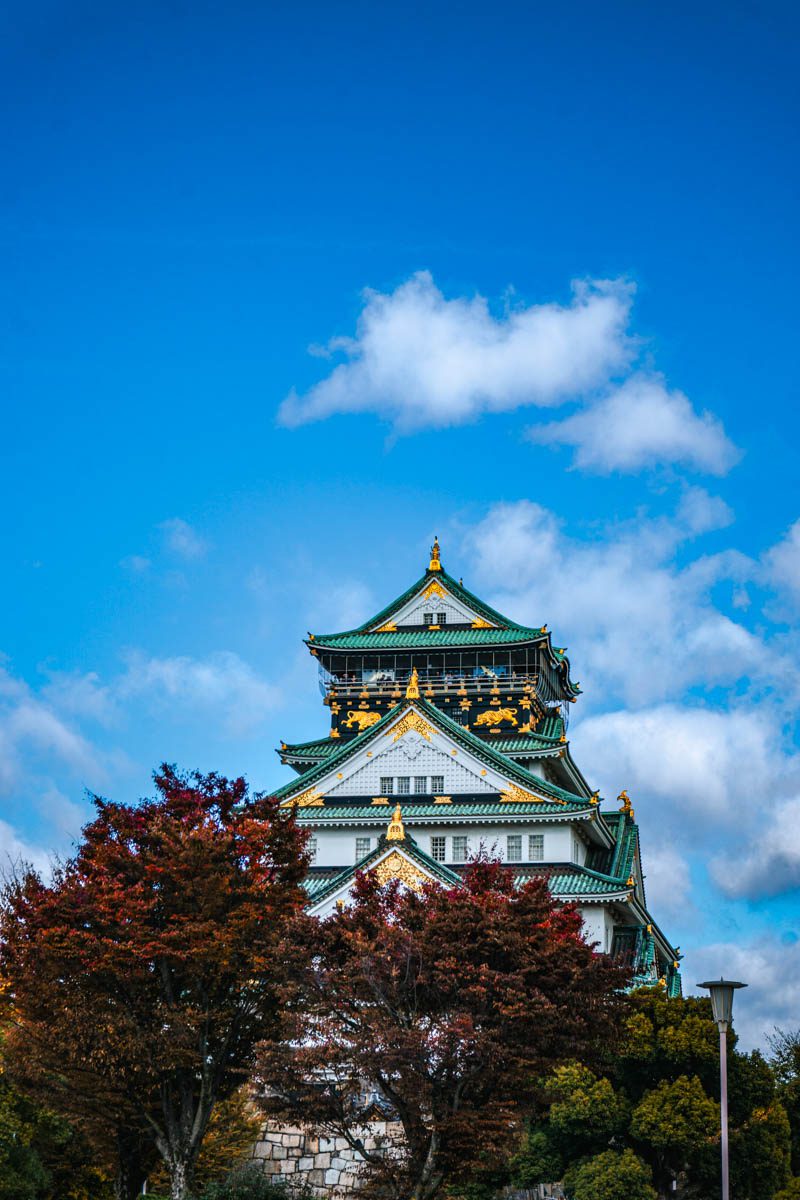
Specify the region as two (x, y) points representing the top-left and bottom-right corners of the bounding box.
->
(513, 988), (792, 1200)
(770, 1029), (800, 1173)
(564, 1148), (656, 1200)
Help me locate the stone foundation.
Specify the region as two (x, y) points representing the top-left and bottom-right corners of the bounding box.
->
(250, 1121), (402, 1196)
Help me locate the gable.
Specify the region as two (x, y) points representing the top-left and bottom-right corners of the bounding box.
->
(369, 578), (497, 631)
(292, 707), (514, 800)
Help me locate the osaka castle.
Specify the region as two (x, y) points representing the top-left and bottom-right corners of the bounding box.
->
(273, 538), (681, 994)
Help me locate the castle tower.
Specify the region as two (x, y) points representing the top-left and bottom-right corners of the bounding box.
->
(274, 540), (681, 994)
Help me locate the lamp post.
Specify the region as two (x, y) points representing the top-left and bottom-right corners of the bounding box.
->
(698, 978), (747, 1200)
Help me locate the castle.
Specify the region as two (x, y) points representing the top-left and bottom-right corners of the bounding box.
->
(274, 538), (681, 992)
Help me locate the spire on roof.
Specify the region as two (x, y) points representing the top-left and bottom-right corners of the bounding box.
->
(428, 536), (442, 572)
(386, 803), (405, 841)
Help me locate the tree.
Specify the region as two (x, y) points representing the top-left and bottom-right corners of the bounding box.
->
(513, 988), (792, 1200)
(1, 766), (309, 1200)
(564, 1148), (656, 1200)
(769, 1029), (800, 1174)
(256, 855), (628, 1200)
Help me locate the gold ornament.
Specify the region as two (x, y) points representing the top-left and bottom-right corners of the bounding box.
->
(341, 710), (381, 732)
(376, 622), (397, 632)
(474, 707), (518, 728)
(618, 790), (634, 819)
(422, 579), (446, 600)
(282, 787), (324, 808)
(406, 667), (420, 699)
(372, 850), (428, 889)
(389, 711), (432, 742)
(428, 535), (442, 572)
(471, 617), (494, 629)
(386, 803), (405, 841)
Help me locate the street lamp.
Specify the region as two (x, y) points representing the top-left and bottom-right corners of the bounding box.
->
(698, 978), (747, 1200)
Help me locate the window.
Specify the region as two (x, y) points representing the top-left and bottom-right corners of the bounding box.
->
(308, 837), (318, 863)
(414, 776), (427, 794)
(355, 837), (371, 860)
(437, 612), (447, 624)
(572, 837), (581, 864)
(397, 776), (410, 795)
(507, 834), (522, 862)
(431, 775), (444, 793)
(423, 611), (434, 624)
(528, 834), (544, 862)
(380, 777), (394, 795)
(453, 835), (469, 863)
(430, 836), (446, 863)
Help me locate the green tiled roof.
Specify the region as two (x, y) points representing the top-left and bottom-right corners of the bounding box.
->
(294, 798), (589, 822)
(280, 723), (566, 765)
(272, 697), (587, 808)
(280, 736), (338, 760)
(311, 627), (548, 650)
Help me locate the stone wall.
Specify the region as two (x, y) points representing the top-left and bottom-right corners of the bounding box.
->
(250, 1120), (402, 1196)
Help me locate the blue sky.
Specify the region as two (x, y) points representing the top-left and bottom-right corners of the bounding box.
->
(2, 1), (799, 1046)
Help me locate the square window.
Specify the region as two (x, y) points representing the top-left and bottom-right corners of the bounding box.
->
(430, 836), (446, 863)
(380, 777), (394, 795)
(397, 777), (410, 794)
(431, 775), (444, 793)
(414, 776), (427, 794)
(528, 834), (544, 862)
(507, 834), (522, 862)
(423, 611), (434, 625)
(355, 837), (371, 860)
(437, 612), (447, 624)
(452, 835), (469, 863)
(308, 836), (318, 863)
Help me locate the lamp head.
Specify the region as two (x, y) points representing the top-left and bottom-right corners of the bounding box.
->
(698, 978), (747, 1030)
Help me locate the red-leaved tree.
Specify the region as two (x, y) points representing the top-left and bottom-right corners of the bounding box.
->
(256, 856), (629, 1200)
(0, 765), (309, 1200)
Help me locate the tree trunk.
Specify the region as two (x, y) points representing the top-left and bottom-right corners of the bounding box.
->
(170, 1157), (193, 1200)
(115, 1126), (151, 1200)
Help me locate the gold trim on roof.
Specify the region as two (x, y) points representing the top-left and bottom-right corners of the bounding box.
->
(422, 579), (446, 600)
(471, 618), (494, 629)
(376, 622), (397, 632)
(282, 787), (324, 808)
(499, 783), (565, 806)
(389, 710), (433, 742)
(372, 850), (429, 890)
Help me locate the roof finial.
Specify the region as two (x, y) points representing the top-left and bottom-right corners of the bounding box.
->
(406, 666), (420, 700)
(618, 789), (634, 819)
(386, 803), (405, 841)
(428, 536), (442, 572)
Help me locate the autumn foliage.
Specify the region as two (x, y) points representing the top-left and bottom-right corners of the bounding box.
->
(0, 766), (309, 1200)
(256, 855), (628, 1200)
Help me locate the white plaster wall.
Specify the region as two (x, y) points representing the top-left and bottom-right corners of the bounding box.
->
(307, 821), (580, 868)
(579, 906), (614, 953)
(383, 590), (482, 627)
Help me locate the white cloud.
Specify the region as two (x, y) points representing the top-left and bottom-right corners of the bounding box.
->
(279, 272), (634, 431)
(0, 818), (51, 875)
(530, 373), (740, 475)
(641, 842), (696, 923)
(0, 665), (106, 793)
(690, 936), (800, 1051)
(463, 496), (765, 707)
(159, 517), (207, 560)
(572, 705), (774, 822)
(119, 651), (280, 735)
(711, 795), (800, 899)
(763, 518), (800, 610)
